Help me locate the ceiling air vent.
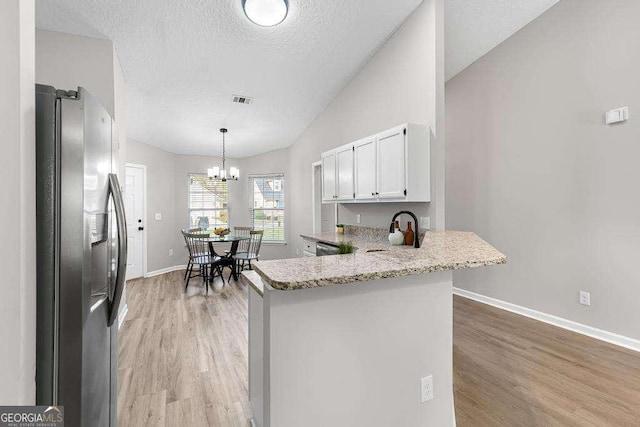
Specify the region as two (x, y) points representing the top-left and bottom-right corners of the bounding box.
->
(232, 95), (253, 105)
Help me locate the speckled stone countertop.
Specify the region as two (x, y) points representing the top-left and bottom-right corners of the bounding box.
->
(253, 231), (506, 291)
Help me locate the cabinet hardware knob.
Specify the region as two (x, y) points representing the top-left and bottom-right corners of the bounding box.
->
(138, 226), (144, 231)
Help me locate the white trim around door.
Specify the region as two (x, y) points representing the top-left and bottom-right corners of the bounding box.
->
(125, 163), (148, 279)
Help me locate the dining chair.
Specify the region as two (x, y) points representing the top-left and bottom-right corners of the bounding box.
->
(209, 240), (240, 287)
(182, 228), (202, 280)
(183, 232), (218, 293)
(235, 230), (264, 272)
(233, 226), (252, 253)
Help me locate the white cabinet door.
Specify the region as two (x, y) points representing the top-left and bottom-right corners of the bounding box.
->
(335, 145), (354, 200)
(354, 136), (377, 200)
(321, 152), (336, 201)
(377, 127), (406, 199)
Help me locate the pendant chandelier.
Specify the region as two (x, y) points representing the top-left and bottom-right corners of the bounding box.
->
(208, 128), (239, 181)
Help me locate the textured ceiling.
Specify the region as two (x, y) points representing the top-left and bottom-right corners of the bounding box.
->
(445, 0), (559, 81)
(36, 0), (423, 158)
(36, 0), (559, 157)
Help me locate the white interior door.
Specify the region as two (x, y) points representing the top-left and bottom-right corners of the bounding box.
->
(125, 165), (145, 280)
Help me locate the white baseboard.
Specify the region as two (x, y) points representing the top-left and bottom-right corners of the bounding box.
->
(118, 304), (128, 330)
(144, 265), (187, 278)
(453, 287), (640, 353)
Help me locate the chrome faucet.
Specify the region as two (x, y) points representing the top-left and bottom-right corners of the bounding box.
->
(389, 211), (420, 248)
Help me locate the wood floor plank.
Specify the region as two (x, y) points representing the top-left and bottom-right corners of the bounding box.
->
(118, 271), (640, 426)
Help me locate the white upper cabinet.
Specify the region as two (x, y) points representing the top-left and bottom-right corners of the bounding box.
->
(376, 127), (406, 199)
(321, 123), (430, 203)
(321, 151), (336, 201)
(335, 145), (354, 200)
(354, 136), (377, 200)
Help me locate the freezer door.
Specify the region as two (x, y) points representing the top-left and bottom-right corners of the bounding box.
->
(81, 87), (115, 427)
(57, 87), (113, 427)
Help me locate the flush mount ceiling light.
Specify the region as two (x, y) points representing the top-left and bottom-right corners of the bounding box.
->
(242, 0), (288, 27)
(208, 128), (239, 181)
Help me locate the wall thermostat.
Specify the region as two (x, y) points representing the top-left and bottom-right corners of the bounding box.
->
(606, 106), (629, 124)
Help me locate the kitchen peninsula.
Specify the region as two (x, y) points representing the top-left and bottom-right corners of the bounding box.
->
(243, 228), (506, 427)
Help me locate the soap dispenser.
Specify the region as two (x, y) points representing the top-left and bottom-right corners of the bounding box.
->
(388, 221), (404, 246)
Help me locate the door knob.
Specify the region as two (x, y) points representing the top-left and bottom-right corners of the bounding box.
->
(138, 226), (144, 231)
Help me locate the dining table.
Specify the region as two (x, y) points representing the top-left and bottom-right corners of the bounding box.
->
(198, 233), (250, 281)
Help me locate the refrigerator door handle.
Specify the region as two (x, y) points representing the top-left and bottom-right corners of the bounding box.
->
(108, 173), (127, 327)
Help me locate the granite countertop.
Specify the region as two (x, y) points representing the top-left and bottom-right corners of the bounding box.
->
(301, 232), (414, 253)
(253, 230), (506, 291)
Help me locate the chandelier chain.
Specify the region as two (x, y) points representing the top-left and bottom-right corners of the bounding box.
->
(222, 131), (226, 171)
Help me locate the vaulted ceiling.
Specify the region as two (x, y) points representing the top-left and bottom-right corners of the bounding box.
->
(36, 0), (558, 158)
(445, 0), (559, 80)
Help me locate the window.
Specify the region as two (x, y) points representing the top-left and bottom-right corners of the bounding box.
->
(188, 174), (228, 230)
(250, 174), (285, 242)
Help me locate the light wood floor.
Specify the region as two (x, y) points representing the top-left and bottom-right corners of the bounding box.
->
(118, 271), (640, 426)
(454, 297), (640, 426)
(118, 271), (251, 426)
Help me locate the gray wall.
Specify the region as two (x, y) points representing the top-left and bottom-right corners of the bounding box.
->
(446, 0), (640, 340)
(0, 0), (36, 404)
(35, 29), (128, 180)
(127, 139), (286, 272)
(36, 29), (115, 116)
(127, 139), (177, 272)
(287, 0), (445, 257)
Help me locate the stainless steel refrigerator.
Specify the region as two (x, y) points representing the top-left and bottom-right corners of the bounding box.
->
(35, 85), (127, 426)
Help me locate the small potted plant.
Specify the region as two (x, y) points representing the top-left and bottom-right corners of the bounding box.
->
(336, 224), (345, 235)
(337, 241), (354, 254)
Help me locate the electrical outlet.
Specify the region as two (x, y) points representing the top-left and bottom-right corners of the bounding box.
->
(579, 291), (591, 306)
(356, 214), (361, 224)
(296, 248), (300, 256)
(420, 216), (431, 230)
(420, 375), (434, 402)
(169, 249), (174, 257)
(155, 213), (162, 221)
